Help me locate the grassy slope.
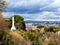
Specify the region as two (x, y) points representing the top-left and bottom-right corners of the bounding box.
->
(0, 30), (31, 45)
(9, 30), (31, 45)
(1, 29), (60, 45)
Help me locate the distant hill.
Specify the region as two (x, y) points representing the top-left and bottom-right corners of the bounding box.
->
(25, 21), (60, 24)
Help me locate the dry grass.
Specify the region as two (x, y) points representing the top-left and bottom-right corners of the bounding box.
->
(9, 31), (31, 45)
(39, 31), (60, 45)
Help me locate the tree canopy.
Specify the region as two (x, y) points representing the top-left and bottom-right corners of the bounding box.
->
(7, 15), (26, 30)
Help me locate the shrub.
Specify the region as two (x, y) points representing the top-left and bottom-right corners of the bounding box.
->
(44, 26), (54, 32)
(16, 30), (40, 45)
(44, 26), (60, 32)
(37, 25), (44, 29)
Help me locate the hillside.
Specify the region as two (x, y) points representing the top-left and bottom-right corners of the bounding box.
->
(9, 31), (30, 45)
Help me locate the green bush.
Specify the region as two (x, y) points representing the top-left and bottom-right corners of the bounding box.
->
(37, 25), (44, 29)
(44, 26), (54, 32)
(44, 26), (60, 32)
(16, 30), (40, 45)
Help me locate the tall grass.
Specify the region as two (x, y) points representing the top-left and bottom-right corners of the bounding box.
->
(1, 26), (60, 45)
(16, 28), (60, 45)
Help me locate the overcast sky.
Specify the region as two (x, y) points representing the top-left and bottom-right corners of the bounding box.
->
(2, 0), (60, 21)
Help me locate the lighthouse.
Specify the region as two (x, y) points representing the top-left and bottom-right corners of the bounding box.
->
(11, 16), (16, 30)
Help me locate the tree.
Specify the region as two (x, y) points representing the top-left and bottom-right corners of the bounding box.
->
(0, 0), (8, 30)
(8, 15), (26, 30)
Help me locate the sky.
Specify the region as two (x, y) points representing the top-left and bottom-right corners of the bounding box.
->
(2, 0), (60, 21)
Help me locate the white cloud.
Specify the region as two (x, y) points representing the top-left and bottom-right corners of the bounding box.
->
(2, 12), (14, 18)
(58, 8), (60, 12)
(3, 11), (60, 21)
(4, 0), (60, 21)
(6, 0), (53, 8)
(5, 0), (60, 10)
(40, 0), (60, 9)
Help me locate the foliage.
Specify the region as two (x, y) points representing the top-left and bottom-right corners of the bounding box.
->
(1, 28), (60, 45)
(0, 30), (28, 45)
(37, 25), (44, 28)
(0, 30), (15, 45)
(44, 26), (60, 32)
(16, 28), (60, 45)
(0, 0), (8, 30)
(16, 30), (40, 45)
(7, 14), (26, 30)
